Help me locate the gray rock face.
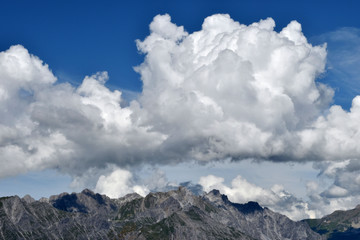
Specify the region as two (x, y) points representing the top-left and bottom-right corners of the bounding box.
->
(0, 188), (322, 240)
(204, 190), (323, 240)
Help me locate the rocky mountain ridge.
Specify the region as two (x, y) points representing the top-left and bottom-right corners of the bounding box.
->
(0, 187), (322, 239)
(304, 204), (360, 239)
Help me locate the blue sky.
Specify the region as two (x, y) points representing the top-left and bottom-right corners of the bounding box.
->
(1, 0), (359, 98)
(1, 0), (360, 220)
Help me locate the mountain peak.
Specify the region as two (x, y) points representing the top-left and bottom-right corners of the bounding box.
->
(204, 189), (263, 214)
(81, 188), (95, 195)
(209, 189), (221, 196)
(233, 201), (263, 214)
(22, 194), (35, 204)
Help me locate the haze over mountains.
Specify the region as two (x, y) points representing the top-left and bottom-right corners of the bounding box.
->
(1, 188), (359, 240)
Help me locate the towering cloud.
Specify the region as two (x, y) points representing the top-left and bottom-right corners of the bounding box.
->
(135, 14), (333, 162)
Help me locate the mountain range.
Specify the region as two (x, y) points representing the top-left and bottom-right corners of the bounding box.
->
(0, 187), (359, 239)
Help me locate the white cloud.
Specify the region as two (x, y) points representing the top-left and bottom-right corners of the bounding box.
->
(149, 14), (188, 42)
(322, 185), (348, 198)
(69, 164), (175, 199)
(135, 14), (333, 162)
(0, 15), (340, 178)
(1, 15), (360, 219)
(200, 174), (278, 205)
(0, 44), (165, 178)
(95, 165), (149, 198)
(298, 97), (360, 160)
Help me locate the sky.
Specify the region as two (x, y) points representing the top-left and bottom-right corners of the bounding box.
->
(1, 0), (360, 220)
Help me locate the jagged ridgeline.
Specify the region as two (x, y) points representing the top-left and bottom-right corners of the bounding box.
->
(0, 188), (321, 240)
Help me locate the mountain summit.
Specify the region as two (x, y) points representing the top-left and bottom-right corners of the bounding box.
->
(0, 188), (321, 239)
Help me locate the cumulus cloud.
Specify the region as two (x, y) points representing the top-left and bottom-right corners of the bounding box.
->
(0, 15), (337, 179)
(71, 165), (175, 198)
(297, 97), (360, 160)
(301, 160), (360, 217)
(94, 165), (149, 198)
(1, 15), (360, 218)
(0, 45), (166, 179)
(135, 13), (334, 162)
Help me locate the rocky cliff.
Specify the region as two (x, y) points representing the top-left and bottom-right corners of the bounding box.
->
(0, 188), (322, 240)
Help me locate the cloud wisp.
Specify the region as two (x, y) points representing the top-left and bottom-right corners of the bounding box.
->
(312, 27), (360, 109)
(1, 14), (360, 219)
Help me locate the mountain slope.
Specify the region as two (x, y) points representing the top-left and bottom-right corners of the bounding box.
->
(304, 205), (360, 240)
(0, 188), (322, 240)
